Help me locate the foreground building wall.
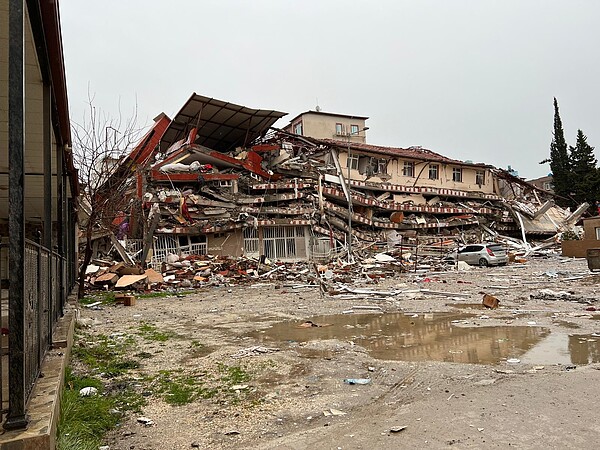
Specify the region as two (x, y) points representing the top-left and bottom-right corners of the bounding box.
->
(1, 0), (79, 431)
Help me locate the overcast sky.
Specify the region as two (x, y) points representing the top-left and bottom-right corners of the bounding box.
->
(60, 0), (600, 180)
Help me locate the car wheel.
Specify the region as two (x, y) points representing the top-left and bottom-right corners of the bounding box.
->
(478, 258), (488, 267)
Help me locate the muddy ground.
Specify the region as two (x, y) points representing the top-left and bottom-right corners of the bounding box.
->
(77, 256), (600, 449)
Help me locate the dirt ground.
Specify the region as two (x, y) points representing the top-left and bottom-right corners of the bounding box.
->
(77, 255), (600, 449)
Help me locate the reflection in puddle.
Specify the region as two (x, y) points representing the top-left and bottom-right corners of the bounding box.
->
(521, 333), (600, 365)
(250, 313), (550, 365)
(446, 303), (487, 310)
(553, 320), (581, 329)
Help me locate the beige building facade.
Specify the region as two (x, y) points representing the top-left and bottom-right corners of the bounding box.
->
(283, 110), (368, 143)
(335, 142), (495, 206)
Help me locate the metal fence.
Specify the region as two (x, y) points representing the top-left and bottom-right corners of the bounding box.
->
(1, 238), (66, 427)
(1, 243), (8, 420)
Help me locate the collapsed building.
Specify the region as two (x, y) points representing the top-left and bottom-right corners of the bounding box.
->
(83, 93), (588, 272)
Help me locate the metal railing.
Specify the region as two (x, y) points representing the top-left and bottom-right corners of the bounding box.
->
(1, 243), (8, 420)
(1, 237), (66, 427)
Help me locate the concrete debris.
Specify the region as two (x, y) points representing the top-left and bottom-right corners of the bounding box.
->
(482, 294), (499, 309)
(115, 274), (148, 288)
(230, 346), (280, 358)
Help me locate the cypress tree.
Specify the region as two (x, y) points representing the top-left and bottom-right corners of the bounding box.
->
(549, 98), (571, 205)
(569, 129), (599, 207)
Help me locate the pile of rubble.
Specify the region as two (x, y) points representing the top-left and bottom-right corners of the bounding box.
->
(79, 93), (590, 285)
(84, 255), (321, 292)
(81, 225), (564, 295)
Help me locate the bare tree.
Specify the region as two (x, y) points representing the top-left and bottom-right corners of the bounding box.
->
(72, 93), (143, 298)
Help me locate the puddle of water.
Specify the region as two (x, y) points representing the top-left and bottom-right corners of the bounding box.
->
(446, 303), (487, 310)
(520, 333), (600, 365)
(250, 313), (550, 365)
(553, 320), (581, 329)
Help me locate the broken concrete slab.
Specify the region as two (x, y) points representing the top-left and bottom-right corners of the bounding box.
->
(115, 274), (148, 288)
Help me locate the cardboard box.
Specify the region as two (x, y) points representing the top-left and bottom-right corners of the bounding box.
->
(116, 294), (136, 306)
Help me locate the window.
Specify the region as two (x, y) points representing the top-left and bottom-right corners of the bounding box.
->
(452, 167), (463, 182)
(294, 122), (303, 135)
(335, 123), (344, 135)
(459, 245), (483, 253)
(350, 124), (359, 135)
(244, 227), (259, 256)
(428, 164), (439, 180)
(476, 170), (485, 185)
(403, 161), (415, 177)
(373, 158), (388, 175)
(596, 228), (600, 240)
(347, 154), (359, 170)
(262, 226), (306, 260)
(218, 180), (233, 187)
(543, 181), (553, 191)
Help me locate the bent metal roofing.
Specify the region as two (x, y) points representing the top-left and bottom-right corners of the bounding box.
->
(309, 137), (490, 167)
(159, 93), (286, 154)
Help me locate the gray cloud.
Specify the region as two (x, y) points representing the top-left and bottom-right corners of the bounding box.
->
(60, 0), (600, 179)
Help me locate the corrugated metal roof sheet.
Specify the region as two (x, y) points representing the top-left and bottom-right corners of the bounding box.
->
(159, 93), (286, 154)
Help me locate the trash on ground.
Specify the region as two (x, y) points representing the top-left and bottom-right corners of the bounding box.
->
(79, 386), (98, 397)
(137, 417), (155, 427)
(344, 378), (371, 385)
(230, 346), (279, 358)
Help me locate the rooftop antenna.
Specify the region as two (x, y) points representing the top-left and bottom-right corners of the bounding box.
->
(315, 98), (321, 112)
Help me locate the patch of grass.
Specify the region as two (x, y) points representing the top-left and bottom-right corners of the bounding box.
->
(73, 333), (138, 378)
(57, 369), (120, 450)
(218, 363), (251, 385)
(110, 382), (147, 413)
(78, 296), (97, 306)
(79, 292), (117, 306)
(146, 364), (259, 407)
(136, 292), (173, 299)
(152, 370), (216, 405)
(137, 322), (175, 342)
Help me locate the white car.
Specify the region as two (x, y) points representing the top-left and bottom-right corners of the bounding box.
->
(446, 243), (508, 267)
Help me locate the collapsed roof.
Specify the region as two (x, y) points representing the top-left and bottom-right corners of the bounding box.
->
(159, 93), (287, 154)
